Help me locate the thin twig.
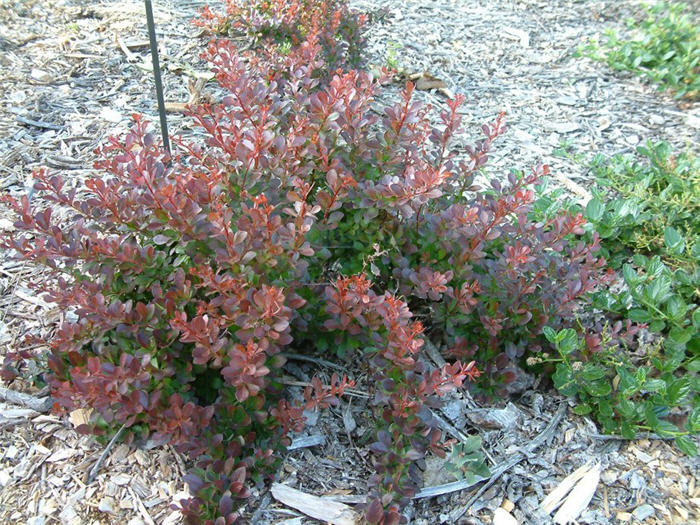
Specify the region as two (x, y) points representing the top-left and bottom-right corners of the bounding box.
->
(588, 432), (675, 442)
(0, 419), (25, 431)
(86, 424), (126, 484)
(15, 115), (63, 131)
(279, 378), (369, 399)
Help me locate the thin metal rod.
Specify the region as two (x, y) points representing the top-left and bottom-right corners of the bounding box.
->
(144, 0), (171, 154)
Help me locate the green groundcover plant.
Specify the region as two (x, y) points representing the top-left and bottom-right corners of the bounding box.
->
(585, 140), (700, 269)
(580, 1), (700, 100)
(531, 140), (699, 457)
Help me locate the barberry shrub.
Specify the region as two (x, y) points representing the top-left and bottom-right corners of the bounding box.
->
(196, 0), (367, 72)
(2, 27), (610, 524)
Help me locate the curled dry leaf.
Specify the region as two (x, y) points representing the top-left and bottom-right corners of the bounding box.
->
(407, 71), (455, 98)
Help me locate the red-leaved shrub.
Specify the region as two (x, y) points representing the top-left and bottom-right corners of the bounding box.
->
(1, 9), (611, 522)
(196, 0), (367, 72)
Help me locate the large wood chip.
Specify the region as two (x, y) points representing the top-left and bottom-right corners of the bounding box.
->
(271, 483), (359, 525)
(540, 461), (593, 513)
(553, 463), (601, 524)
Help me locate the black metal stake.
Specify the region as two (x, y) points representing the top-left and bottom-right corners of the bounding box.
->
(144, 0), (171, 155)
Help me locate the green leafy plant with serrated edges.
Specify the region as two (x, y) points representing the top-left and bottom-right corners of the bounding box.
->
(592, 252), (699, 375)
(534, 325), (699, 456)
(529, 140), (700, 456)
(579, 1), (700, 99)
(584, 141), (700, 270)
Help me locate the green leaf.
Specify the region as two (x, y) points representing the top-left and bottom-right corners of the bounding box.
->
(616, 399), (636, 419)
(667, 377), (691, 405)
(552, 364), (577, 397)
(635, 367), (648, 384)
(643, 379), (666, 393)
(675, 435), (698, 457)
(627, 308), (652, 323)
(674, 269), (692, 287)
(542, 326), (558, 344)
(558, 329), (579, 355)
(666, 326), (693, 349)
(687, 407), (700, 433)
(692, 239), (700, 258)
(581, 364), (607, 382)
(472, 461), (491, 479)
(584, 379), (612, 397)
(643, 275), (672, 304)
(664, 226), (685, 255)
(665, 295), (688, 322)
(686, 358), (700, 373)
(620, 421), (636, 439)
(644, 401), (660, 427)
(585, 197), (605, 222)
(622, 264), (639, 285)
(616, 366), (639, 395)
(572, 403), (592, 415)
(632, 253), (648, 268)
(598, 398), (614, 418)
(461, 435), (482, 454)
(653, 420), (679, 437)
(649, 319), (666, 332)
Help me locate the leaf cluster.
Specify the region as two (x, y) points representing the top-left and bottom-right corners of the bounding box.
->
(443, 435), (490, 483)
(584, 140), (700, 269)
(538, 322), (698, 456)
(530, 140), (699, 456)
(196, 0), (367, 71)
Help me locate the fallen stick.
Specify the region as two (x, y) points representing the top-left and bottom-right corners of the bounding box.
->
(272, 403), (567, 513)
(115, 32), (138, 62)
(0, 385), (53, 413)
(288, 434), (325, 450)
(15, 115), (63, 131)
(282, 352), (346, 372)
(86, 423), (126, 484)
(588, 432), (674, 441)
